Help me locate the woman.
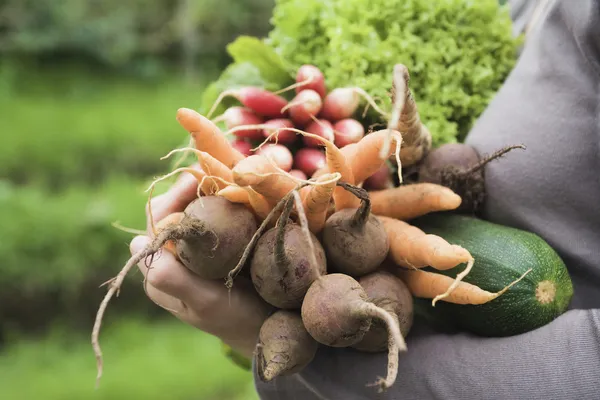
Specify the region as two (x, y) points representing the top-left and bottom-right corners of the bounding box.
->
(130, 0), (600, 398)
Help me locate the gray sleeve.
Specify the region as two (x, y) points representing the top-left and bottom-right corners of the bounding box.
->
(254, 310), (600, 400)
(255, 1), (600, 399)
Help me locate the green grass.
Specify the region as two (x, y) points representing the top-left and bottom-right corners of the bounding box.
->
(0, 316), (258, 400)
(0, 62), (210, 190)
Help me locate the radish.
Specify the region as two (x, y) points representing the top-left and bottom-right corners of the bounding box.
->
(364, 164), (394, 190)
(303, 119), (335, 148)
(295, 64), (327, 98)
(222, 106), (264, 141)
(209, 87), (288, 119)
(230, 138), (253, 157)
(293, 148), (326, 178)
(284, 89), (323, 126)
(333, 118), (365, 147)
(262, 118), (297, 144)
(320, 88), (360, 121)
(257, 143), (294, 172)
(289, 169), (308, 181)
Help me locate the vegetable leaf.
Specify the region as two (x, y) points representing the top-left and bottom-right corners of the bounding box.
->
(226, 36), (292, 87)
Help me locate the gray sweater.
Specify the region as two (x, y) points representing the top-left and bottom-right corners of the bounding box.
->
(254, 1), (600, 398)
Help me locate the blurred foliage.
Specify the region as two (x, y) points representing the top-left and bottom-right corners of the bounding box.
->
(0, 176), (172, 335)
(206, 0), (519, 146)
(0, 316), (258, 400)
(0, 0), (275, 74)
(0, 62), (201, 189)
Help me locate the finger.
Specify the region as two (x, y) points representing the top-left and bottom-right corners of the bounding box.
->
(130, 235), (223, 305)
(146, 163), (203, 232)
(144, 282), (187, 316)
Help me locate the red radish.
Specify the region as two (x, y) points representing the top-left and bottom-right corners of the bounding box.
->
(289, 169), (308, 181)
(223, 106), (264, 140)
(364, 164), (394, 190)
(257, 144), (294, 172)
(320, 88), (360, 121)
(285, 89), (323, 126)
(210, 87), (288, 119)
(294, 148), (326, 178)
(230, 138), (253, 157)
(333, 118), (365, 148)
(263, 119), (297, 144)
(295, 65), (327, 98)
(303, 119), (335, 148)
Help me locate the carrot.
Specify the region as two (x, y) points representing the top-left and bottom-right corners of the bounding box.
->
(370, 183), (462, 220)
(155, 212), (185, 255)
(347, 129), (403, 184)
(176, 108), (245, 169)
(232, 154), (297, 208)
(303, 173), (340, 234)
(311, 143), (357, 179)
(388, 64), (432, 167)
(218, 185), (271, 221)
(161, 148), (233, 194)
(262, 126), (359, 210)
(379, 216), (474, 302)
(394, 268), (531, 306)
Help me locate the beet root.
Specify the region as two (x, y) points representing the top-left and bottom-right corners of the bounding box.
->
(250, 222), (327, 309)
(301, 273), (404, 391)
(418, 143), (525, 214)
(256, 310), (318, 382)
(353, 270), (413, 352)
(322, 183), (389, 277)
(176, 196), (258, 279)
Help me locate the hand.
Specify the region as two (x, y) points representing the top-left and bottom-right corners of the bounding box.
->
(130, 164), (273, 358)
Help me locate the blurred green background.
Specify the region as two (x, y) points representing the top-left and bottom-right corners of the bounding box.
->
(0, 1), (275, 399)
(0, 1), (518, 399)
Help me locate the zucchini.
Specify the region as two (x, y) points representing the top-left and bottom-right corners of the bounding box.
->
(410, 213), (573, 337)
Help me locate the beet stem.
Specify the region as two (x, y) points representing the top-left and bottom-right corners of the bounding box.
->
(356, 302), (406, 392)
(336, 182), (371, 229)
(461, 144), (526, 176)
(92, 225), (184, 388)
(226, 185), (308, 288)
(275, 195), (295, 267)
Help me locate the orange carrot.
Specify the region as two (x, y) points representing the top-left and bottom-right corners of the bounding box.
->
(263, 126), (359, 210)
(302, 173), (340, 233)
(312, 143), (357, 179)
(218, 185), (271, 221)
(176, 108), (245, 169)
(347, 129), (402, 184)
(394, 268), (531, 306)
(155, 212), (184, 255)
(370, 183), (462, 220)
(379, 216), (474, 303)
(232, 154), (297, 208)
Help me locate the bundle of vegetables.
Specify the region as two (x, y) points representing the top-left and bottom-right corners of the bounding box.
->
(91, 64), (573, 393)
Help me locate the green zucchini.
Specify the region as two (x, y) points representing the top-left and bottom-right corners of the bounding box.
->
(409, 213), (573, 337)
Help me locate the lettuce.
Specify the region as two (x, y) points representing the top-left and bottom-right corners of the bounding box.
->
(266, 0), (520, 145)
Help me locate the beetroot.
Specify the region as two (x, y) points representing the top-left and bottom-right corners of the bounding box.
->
(301, 273), (403, 391)
(250, 196), (327, 309)
(256, 310), (318, 381)
(353, 271), (413, 352)
(418, 143), (525, 214)
(322, 183), (389, 277)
